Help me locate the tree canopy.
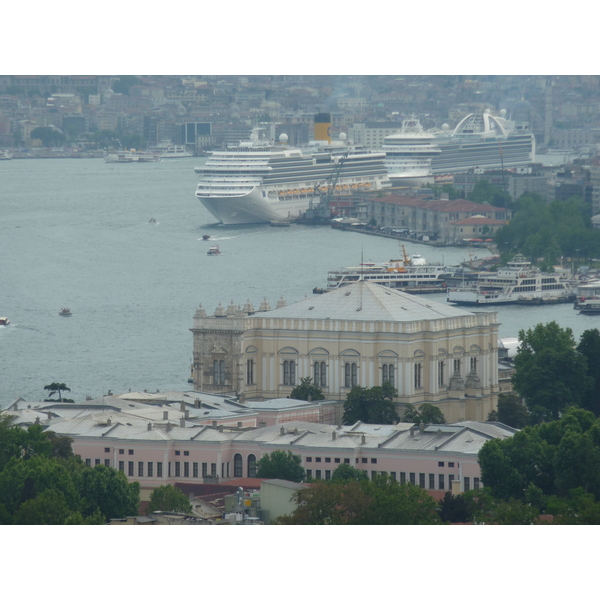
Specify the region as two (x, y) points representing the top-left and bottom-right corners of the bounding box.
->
(487, 393), (529, 429)
(147, 485), (192, 514)
(30, 126), (65, 147)
(275, 475), (441, 525)
(512, 322), (592, 422)
(255, 450), (305, 482)
(289, 377), (324, 401)
(402, 403), (446, 425)
(342, 381), (398, 425)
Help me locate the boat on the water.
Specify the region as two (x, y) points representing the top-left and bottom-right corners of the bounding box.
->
(207, 245), (221, 255)
(104, 150), (161, 163)
(149, 142), (193, 159)
(0, 151), (13, 160)
(447, 254), (575, 305)
(59, 308), (72, 316)
(202, 234), (211, 240)
(324, 247), (457, 294)
(194, 113), (390, 225)
(578, 298), (600, 315)
(0, 317), (9, 326)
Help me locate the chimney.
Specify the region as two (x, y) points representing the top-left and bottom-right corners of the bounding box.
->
(451, 479), (462, 496)
(107, 418), (111, 426)
(184, 410), (189, 419)
(237, 422), (243, 428)
(419, 422), (425, 434)
(166, 423), (171, 432)
(212, 420), (217, 428)
(280, 426), (285, 436)
(163, 411), (168, 420)
(410, 428), (414, 437)
(332, 431), (336, 441)
(361, 434), (366, 445)
(35, 416), (40, 425)
(180, 402), (185, 411)
(218, 425), (224, 433)
(180, 418), (186, 428)
(147, 422), (152, 431)
(194, 399), (200, 408)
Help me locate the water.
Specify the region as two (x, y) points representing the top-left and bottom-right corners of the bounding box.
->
(1, 157), (596, 406)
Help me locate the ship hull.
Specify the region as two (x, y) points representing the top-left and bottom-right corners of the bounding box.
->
(199, 187), (314, 225)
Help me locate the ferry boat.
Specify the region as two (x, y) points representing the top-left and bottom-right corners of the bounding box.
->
(0, 151), (13, 160)
(0, 317), (9, 326)
(325, 248), (457, 293)
(430, 109), (535, 175)
(207, 245), (221, 255)
(447, 254), (575, 305)
(104, 150), (161, 163)
(578, 298), (600, 315)
(149, 142), (193, 159)
(194, 114), (390, 225)
(382, 118), (441, 186)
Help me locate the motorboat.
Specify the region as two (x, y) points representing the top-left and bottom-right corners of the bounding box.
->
(207, 245), (221, 256)
(59, 308), (72, 316)
(0, 317), (9, 326)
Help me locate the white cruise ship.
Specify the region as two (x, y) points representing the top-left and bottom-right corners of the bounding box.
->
(382, 118), (441, 186)
(195, 118), (391, 225)
(324, 250), (457, 293)
(447, 254), (575, 305)
(431, 109), (535, 175)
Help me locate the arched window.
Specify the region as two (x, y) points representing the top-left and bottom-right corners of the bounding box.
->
(438, 349), (448, 386)
(283, 360), (296, 386)
(213, 360), (225, 385)
(414, 350), (424, 389)
(233, 453), (243, 478)
(313, 361), (327, 387)
(247, 454), (256, 478)
(382, 364), (395, 386)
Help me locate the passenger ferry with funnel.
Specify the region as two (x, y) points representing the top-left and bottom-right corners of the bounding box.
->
(325, 248), (457, 293)
(447, 254), (575, 305)
(194, 114), (390, 225)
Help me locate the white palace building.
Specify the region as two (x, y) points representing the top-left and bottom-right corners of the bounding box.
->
(191, 280), (500, 423)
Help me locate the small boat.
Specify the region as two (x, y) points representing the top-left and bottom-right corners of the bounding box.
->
(0, 317), (9, 326)
(578, 297), (600, 315)
(59, 308), (72, 316)
(207, 245), (221, 256)
(148, 218), (157, 224)
(202, 234), (211, 240)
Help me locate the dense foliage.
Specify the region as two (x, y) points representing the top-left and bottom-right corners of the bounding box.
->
(478, 407), (600, 523)
(402, 403), (446, 425)
(289, 377), (324, 401)
(487, 393), (530, 429)
(147, 485), (192, 514)
(255, 450), (305, 482)
(0, 415), (139, 524)
(512, 322), (592, 422)
(342, 381), (398, 425)
(275, 471), (441, 525)
(495, 194), (600, 263)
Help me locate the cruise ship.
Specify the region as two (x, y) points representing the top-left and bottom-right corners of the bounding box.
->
(382, 118), (441, 186)
(324, 249), (457, 293)
(431, 109), (536, 175)
(447, 254), (575, 305)
(194, 115), (391, 225)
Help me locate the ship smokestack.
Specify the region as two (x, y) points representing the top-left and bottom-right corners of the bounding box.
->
(314, 112), (331, 144)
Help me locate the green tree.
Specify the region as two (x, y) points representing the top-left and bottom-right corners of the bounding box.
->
(13, 488), (72, 525)
(147, 485), (192, 514)
(30, 126), (65, 147)
(468, 489), (541, 525)
(438, 491), (474, 523)
(577, 328), (600, 416)
(402, 403), (446, 425)
(43, 382), (72, 402)
(495, 393), (529, 429)
(76, 464), (140, 519)
(342, 381), (398, 425)
(469, 179), (512, 209)
(331, 463), (368, 483)
(512, 322), (592, 421)
(289, 377), (324, 401)
(256, 450), (305, 482)
(112, 75), (141, 95)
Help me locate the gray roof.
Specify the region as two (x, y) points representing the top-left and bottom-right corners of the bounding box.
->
(258, 280), (475, 323)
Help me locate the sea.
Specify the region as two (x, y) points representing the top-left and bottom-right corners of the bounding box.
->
(1, 157), (596, 407)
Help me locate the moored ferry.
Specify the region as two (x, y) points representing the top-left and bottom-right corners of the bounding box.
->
(194, 114), (390, 225)
(104, 150), (161, 163)
(447, 254), (575, 305)
(325, 248), (457, 293)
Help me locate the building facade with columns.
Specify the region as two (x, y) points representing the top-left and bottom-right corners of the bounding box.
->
(191, 280), (500, 423)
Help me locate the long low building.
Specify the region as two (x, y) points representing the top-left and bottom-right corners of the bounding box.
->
(3, 394), (515, 495)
